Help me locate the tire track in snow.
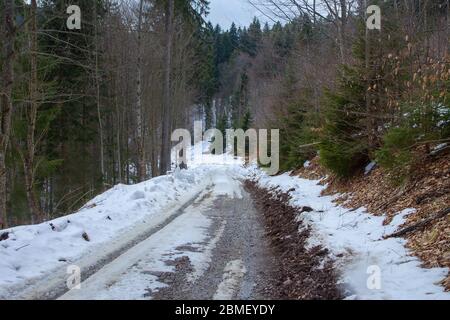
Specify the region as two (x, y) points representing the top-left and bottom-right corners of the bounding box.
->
(17, 187), (208, 300)
(213, 260), (247, 300)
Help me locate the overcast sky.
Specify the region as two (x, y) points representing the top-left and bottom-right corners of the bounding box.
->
(208, 0), (269, 30)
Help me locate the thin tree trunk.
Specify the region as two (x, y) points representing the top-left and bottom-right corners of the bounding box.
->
(24, 160), (41, 223)
(49, 176), (54, 215)
(0, 0), (15, 229)
(21, 0), (43, 223)
(160, 0), (174, 175)
(136, 0), (146, 181)
(126, 109), (130, 184)
(447, 0), (450, 57)
(313, 0), (317, 25)
(338, 0), (348, 64)
(114, 80), (122, 183)
(363, 0), (374, 148)
(94, 2), (105, 185)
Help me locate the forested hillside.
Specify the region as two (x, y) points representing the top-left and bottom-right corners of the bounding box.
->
(212, 1), (449, 175)
(1, 0), (215, 227)
(1, 1), (449, 232)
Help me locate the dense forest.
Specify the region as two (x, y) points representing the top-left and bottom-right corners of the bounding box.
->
(1, 0), (449, 228)
(215, 0), (450, 174)
(1, 0), (214, 226)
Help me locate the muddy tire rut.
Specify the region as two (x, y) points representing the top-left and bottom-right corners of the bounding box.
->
(244, 180), (343, 300)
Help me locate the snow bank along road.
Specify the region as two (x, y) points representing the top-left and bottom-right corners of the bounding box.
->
(1, 158), (450, 300)
(60, 169), (275, 300)
(0, 164), (277, 300)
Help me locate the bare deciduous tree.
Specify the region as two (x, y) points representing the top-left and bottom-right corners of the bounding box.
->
(160, 0), (175, 175)
(21, 0), (44, 222)
(135, 0), (147, 181)
(249, 0), (358, 63)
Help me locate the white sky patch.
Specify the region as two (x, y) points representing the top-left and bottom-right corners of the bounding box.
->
(213, 259), (247, 300)
(208, 0), (268, 29)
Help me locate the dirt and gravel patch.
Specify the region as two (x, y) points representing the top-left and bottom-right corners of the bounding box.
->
(244, 180), (343, 300)
(151, 188), (278, 300)
(150, 181), (342, 300)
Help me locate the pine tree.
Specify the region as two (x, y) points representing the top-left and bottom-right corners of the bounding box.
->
(319, 28), (369, 177)
(243, 18), (262, 57)
(229, 22), (239, 50)
(195, 23), (217, 129)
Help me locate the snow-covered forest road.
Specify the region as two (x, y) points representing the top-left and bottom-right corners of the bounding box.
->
(59, 174), (274, 300)
(1, 149), (449, 300)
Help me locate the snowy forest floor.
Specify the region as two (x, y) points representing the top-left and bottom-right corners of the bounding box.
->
(296, 148), (450, 291)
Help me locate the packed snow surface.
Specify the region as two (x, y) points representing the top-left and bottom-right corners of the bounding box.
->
(213, 260), (247, 300)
